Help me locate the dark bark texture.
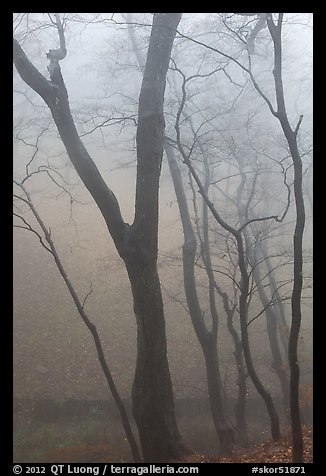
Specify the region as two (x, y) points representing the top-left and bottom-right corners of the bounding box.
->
(266, 14), (305, 462)
(14, 13), (187, 462)
(180, 152), (281, 441)
(165, 142), (234, 453)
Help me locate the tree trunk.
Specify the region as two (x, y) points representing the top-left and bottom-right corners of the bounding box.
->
(221, 289), (248, 446)
(203, 342), (235, 452)
(287, 135), (305, 463)
(125, 257), (186, 461)
(261, 243), (290, 357)
(165, 142), (234, 453)
(229, 149), (282, 442)
(14, 13), (187, 462)
(266, 14), (306, 462)
(241, 224), (290, 416)
(16, 184), (141, 463)
(212, 158), (248, 446)
(233, 342), (248, 447)
(238, 268), (281, 441)
(251, 256), (290, 413)
(176, 123), (281, 442)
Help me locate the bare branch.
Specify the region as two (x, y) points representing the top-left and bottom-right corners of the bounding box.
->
(82, 283), (94, 310)
(294, 115), (304, 137)
(13, 210), (53, 254)
(13, 39), (54, 106)
(46, 14), (67, 63)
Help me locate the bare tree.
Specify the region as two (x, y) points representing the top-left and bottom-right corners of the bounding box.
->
(233, 151), (290, 416)
(265, 14), (306, 462)
(123, 16), (235, 453)
(174, 13), (309, 461)
(13, 13), (190, 462)
(13, 180), (141, 462)
(173, 65), (285, 441)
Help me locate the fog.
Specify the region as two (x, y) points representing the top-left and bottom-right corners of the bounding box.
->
(13, 13), (313, 463)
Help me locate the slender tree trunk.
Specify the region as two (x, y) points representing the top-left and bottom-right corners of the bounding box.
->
(173, 64), (281, 439)
(267, 14), (306, 462)
(165, 142), (234, 453)
(240, 222), (290, 415)
(210, 157), (248, 446)
(250, 249), (290, 413)
(262, 243), (290, 357)
(236, 225), (281, 443)
(237, 252), (281, 441)
(186, 109), (235, 450)
(201, 175), (235, 452)
(16, 184), (141, 462)
(234, 149), (284, 436)
(287, 134), (305, 463)
(179, 152), (281, 440)
(216, 282), (248, 446)
(232, 342), (248, 446)
(203, 341), (235, 452)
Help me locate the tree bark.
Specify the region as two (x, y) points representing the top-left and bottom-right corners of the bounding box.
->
(179, 155), (281, 441)
(14, 13), (187, 462)
(126, 16), (235, 452)
(215, 281), (248, 446)
(165, 142), (234, 453)
(266, 14), (305, 462)
(261, 242), (290, 357)
(236, 235), (281, 441)
(235, 162), (290, 416)
(184, 106), (235, 450)
(15, 184), (141, 462)
(250, 245), (290, 413)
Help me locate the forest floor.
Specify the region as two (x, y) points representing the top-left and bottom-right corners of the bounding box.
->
(42, 426), (313, 463)
(176, 426), (313, 463)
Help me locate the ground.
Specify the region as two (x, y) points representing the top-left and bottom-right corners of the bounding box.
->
(42, 426), (312, 463)
(179, 427), (313, 463)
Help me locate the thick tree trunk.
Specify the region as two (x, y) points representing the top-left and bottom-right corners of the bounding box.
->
(125, 257), (186, 462)
(14, 13), (186, 462)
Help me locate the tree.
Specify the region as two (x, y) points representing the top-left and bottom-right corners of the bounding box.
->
(13, 12), (189, 462)
(173, 66), (283, 442)
(233, 151), (290, 415)
(174, 13), (309, 460)
(266, 15), (306, 462)
(123, 16), (235, 453)
(13, 181), (141, 462)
